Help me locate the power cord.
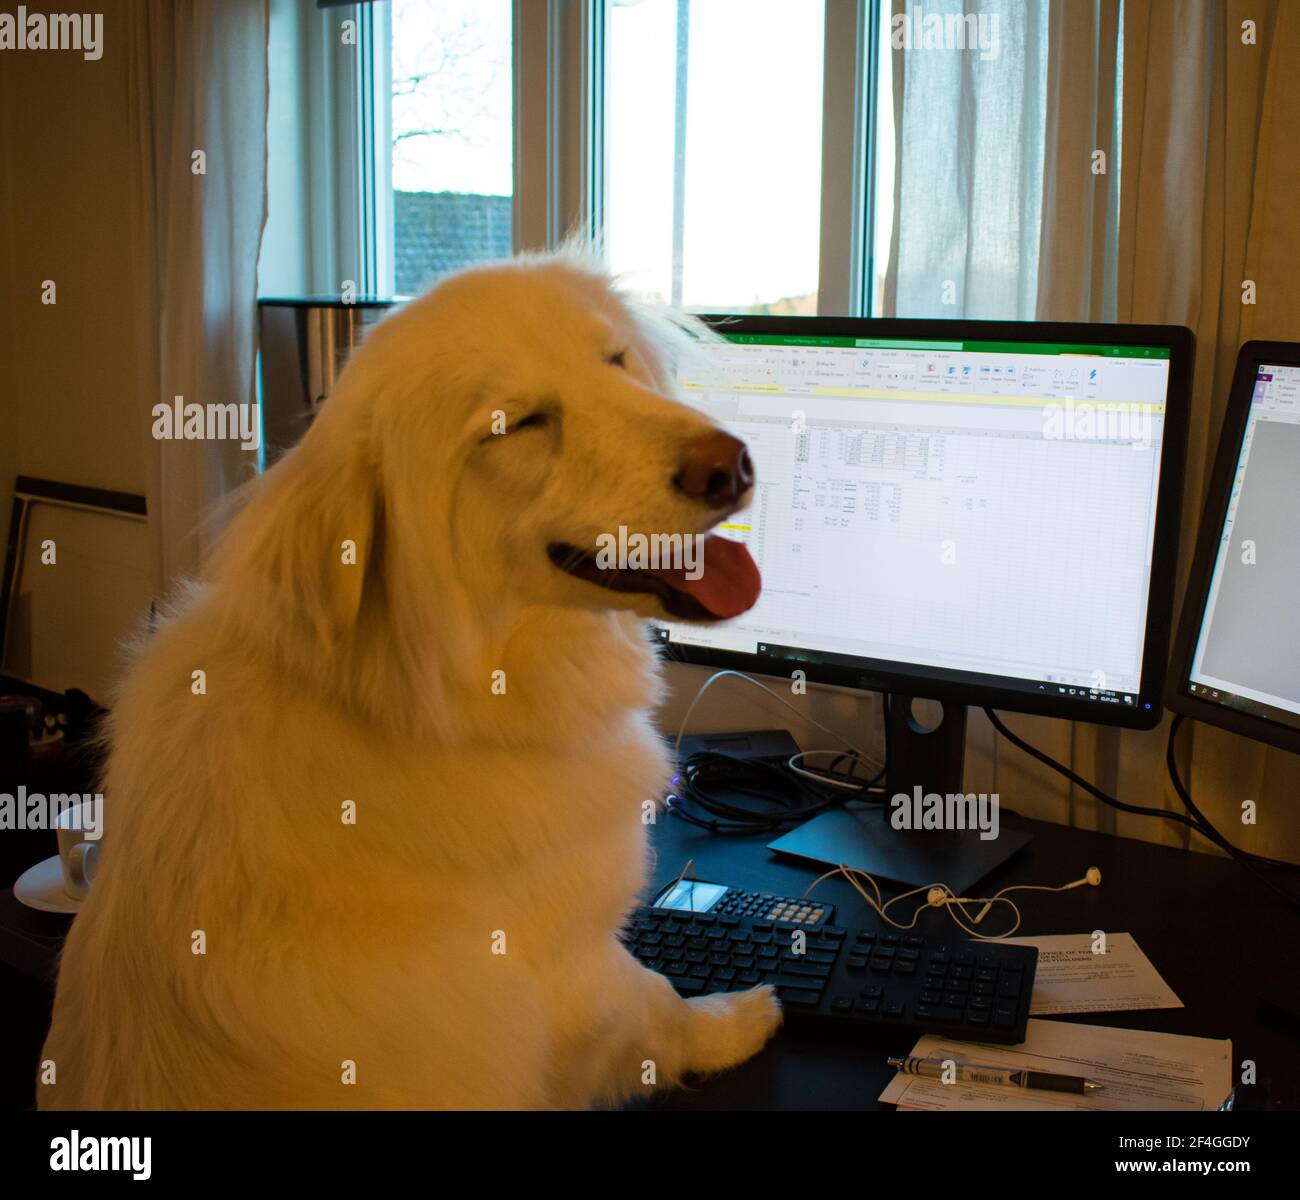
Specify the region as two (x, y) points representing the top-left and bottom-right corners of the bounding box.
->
(984, 707), (1300, 913)
(666, 669), (886, 834)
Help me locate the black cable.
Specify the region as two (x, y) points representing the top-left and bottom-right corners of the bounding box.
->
(984, 706), (1300, 913)
(1165, 714), (1300, 909)
(666, 750), (883, 836)
(1166, 714), (1298, 871)
(983, 707), (1202, 830)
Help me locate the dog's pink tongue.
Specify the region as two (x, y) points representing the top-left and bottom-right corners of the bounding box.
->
(652, 535), (761, 619)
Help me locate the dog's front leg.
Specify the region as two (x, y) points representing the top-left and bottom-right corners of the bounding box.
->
(580, 942), (783, 1105)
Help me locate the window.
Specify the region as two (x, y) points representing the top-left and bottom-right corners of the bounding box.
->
(388, 0), (514, 296)
(274, 1), (888, 315)
(604, 0), (825, 313)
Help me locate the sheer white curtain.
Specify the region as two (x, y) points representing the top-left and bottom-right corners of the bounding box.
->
(885, 0), (1300, 863)
(885, 0), (1048, 319)
(126, 0), (269, 593)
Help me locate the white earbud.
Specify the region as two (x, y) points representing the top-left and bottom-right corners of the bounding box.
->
(1062, 866), (1103, 890)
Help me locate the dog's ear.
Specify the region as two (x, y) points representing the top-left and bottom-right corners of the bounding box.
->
(216, 437), (381, 647)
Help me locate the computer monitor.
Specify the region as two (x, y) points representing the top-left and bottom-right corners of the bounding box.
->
(1167, 341), (1300, 756)
(657, 317), (1193, 886)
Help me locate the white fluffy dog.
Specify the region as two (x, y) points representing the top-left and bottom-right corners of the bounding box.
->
(40, 251), (780, 1109)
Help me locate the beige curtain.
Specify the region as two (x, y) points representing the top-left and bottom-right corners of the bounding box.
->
(1002, 0), (1300, 864)
(877, 0), (1300, 864)
(127, 0), (269, 593)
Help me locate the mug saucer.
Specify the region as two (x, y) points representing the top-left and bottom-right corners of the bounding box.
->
(14, 854), (83, 914)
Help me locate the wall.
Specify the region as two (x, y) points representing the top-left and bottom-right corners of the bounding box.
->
(0, 22), (150, 699)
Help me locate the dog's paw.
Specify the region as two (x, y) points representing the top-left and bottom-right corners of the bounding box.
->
(682, 985), (783, 1078)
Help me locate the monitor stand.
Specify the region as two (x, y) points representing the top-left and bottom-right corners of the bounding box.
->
(766, 693), (1032, 893)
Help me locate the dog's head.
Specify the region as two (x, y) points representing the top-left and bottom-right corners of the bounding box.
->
(358, 251), (762, 627)
(214, 251), (761, 732)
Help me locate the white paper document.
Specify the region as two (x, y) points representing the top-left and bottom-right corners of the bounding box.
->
(878, 1019), (1231, 1111)
(997, 932), (1183, 1016)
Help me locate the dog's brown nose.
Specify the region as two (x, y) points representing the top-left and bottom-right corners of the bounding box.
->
(673, 430), (754, 507)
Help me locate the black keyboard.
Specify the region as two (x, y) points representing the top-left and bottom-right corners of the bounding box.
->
(624, 905), (1038, 1045)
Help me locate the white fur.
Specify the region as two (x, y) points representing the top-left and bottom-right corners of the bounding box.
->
(39, 251), (781, 1109)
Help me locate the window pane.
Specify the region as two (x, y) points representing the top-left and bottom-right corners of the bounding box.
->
(390, 0), (513, 296)
(605, 0), (825, 313)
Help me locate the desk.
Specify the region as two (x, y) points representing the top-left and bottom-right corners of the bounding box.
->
(639, 806), (1300, 1110)
(3, 808), (1297, 1110)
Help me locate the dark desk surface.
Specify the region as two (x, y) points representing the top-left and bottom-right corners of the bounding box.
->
(641, 805), (1300, 1110)
(4, 807), (1298, 1110)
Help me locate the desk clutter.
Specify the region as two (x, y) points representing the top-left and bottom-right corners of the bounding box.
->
(639, 872), (1234, 1111)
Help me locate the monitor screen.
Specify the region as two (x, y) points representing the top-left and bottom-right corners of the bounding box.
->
(656, 323), (1185, 723)
(1184, 360), (1300, 736)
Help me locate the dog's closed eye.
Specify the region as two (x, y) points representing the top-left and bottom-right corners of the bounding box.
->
(605, 349), (628, 369)
(513, 411), (551, 431)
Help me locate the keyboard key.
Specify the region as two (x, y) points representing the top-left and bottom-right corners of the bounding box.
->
(916, 1005), (961, 1024)
(778, 988), (822, 1008)
(769, 973), (827, 993)
(783, 961), (831, 980)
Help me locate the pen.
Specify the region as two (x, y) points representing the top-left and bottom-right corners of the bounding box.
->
(887, 1055), (1104, 1094)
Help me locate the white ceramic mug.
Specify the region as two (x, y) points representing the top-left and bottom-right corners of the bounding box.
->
(55, 803), (101, 901)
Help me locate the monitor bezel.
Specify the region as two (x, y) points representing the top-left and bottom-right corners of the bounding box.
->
(1165, 340), (1300, 755)
(661, 315), (1193, 731)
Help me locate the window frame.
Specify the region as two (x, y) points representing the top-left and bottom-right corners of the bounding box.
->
(307, 0), (883, 311)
